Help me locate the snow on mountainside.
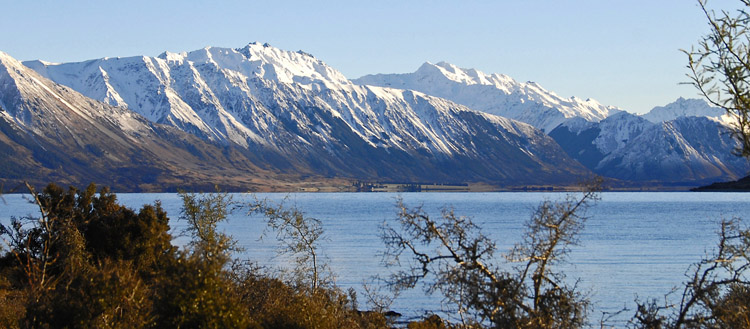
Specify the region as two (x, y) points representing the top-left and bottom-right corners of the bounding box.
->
(548, 112), (652, 171)
(352, 62), (621, 133)
(0, 50), (152, 142)
(20, 44), (589, 185)
(25, 49), (261, 146)
(549, 101), (749, 183)
(10, 43), (745, 186)
(641, 97), (725, 123)
(591, 112), (654, 156)
(0, 50), (279, 191)
(596, 116), (748, 182)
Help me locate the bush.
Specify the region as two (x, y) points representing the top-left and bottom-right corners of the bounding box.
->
(0, 183), (387, 329)
(380, 179), (601, 328)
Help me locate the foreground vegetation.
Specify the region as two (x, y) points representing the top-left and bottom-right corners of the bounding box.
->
(1, 181), (748, 329)
(0, 183), (387, 329)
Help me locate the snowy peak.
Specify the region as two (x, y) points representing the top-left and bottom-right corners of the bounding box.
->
(0, 52), (25, 117)
(239, 42), (350, 86)
(0, 51), (161, 149)
(0, 51), (23, 82)
(0, 50), (36, 86)
(157, 43), (350, 88)
(594, 112), (654, 155)
(549, 99), (748, 183)
(23, 56), (149, 110)
(0, 50), (19, 67)
(0, 51), (76, 120)
(416, 61), (512, 87)
(414, 61), (520, 93)
(17, 44), (590, 185)
(0, 51), (287, 192)
(353, 62), (621, 132)
(25, 48), (263, 144)
(642, 97), (725, 123)
(595, 115), (748, 182)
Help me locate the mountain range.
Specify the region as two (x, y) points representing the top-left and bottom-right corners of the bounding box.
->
(0, 43), (746, 191)
(0, 44), (590, 191)
(354, 63), (748, 186)
(0, 50), (293, 191)
(549, 112), (747, 184)
(353, 61), (621, 133)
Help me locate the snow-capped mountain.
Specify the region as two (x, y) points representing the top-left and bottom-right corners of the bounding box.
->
(352, 61), (621, 133)
(13, 44), (591, 186)
(0, 51), (162, 145)
(549, 98), (749, 183)
(0, 50), (273, 191)
(549, 112), (653, 170)
(13, 42), (742, 187)
(641, 97), (725, 123)
(597, 116), (747, 182)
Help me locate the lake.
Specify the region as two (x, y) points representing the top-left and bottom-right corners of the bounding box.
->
(2, 191), (748, 325)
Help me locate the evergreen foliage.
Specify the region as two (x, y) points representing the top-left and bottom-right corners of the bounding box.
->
(0, 184), (384, 329)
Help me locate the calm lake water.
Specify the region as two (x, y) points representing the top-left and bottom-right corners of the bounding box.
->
(2, 191), (749, 325)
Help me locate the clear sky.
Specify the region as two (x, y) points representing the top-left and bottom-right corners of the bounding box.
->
(0, 0), (739, 114)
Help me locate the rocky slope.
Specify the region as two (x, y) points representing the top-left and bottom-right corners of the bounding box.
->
(2, 46), (591, 189)
(354, 62), (748, 185)
(0, 50), (282, 191)
(353, 61), (621, 133)
(549, 99), (749, 184)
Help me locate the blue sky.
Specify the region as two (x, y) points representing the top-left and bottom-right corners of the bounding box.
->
(0, 0), (738, 114)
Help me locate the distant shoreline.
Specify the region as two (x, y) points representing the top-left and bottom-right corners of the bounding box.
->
(691, 175), (750, 192)
(0, 179), (726, 194)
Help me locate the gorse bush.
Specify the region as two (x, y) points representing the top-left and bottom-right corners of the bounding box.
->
(0, 184), (382, 329)
(0, 183), (172, 328)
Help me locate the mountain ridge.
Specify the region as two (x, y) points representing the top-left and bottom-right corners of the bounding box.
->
(549, 106), (748, 183)
(352, 59), (748, 184)
(1, 46), (592, 190)
(353, 61), (621, 133)
(642, 97), (725, 123)
(9, 43), (748, 188)
(0, 49), (303, 191)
